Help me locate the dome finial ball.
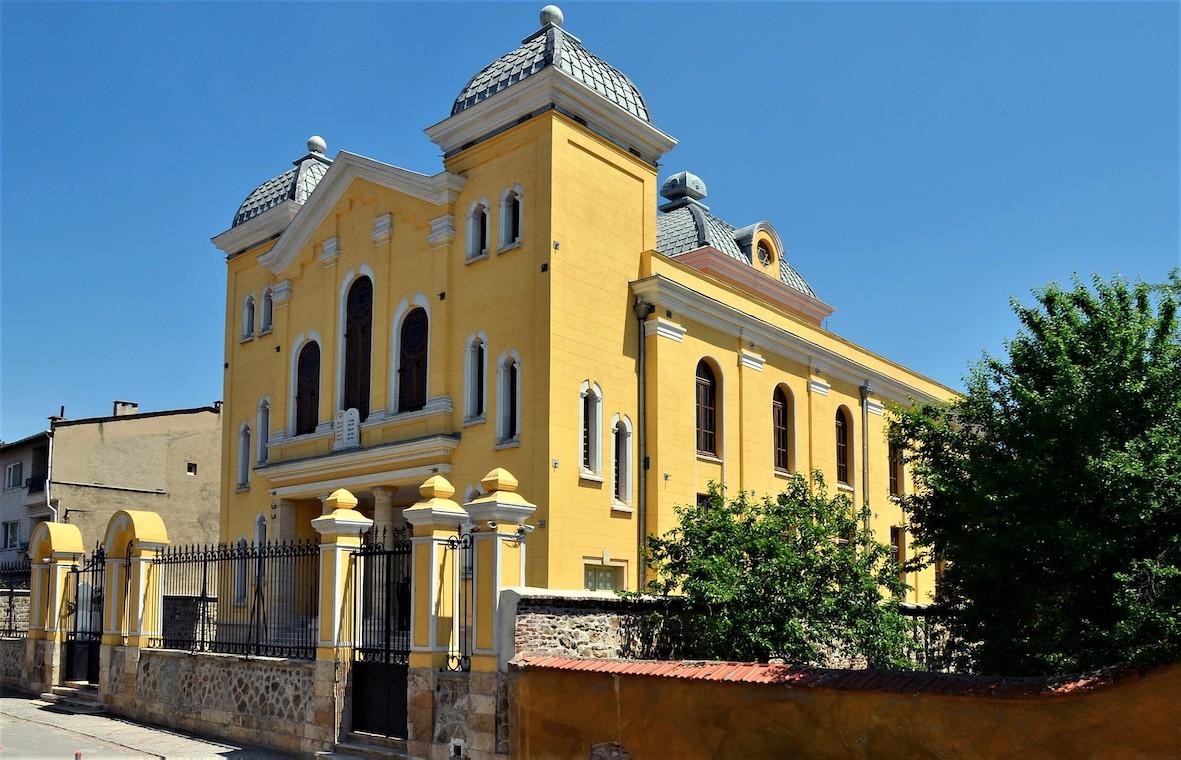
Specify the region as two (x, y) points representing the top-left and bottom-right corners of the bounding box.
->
(307, 135), (327, 154)
(540, 5), (563, 28)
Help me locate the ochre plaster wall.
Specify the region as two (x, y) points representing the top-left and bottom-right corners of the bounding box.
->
(510, 663), (1181, 760)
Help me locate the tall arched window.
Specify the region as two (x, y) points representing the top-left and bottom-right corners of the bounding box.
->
(343, 277), (373, 419)
(242, 295), (256, 339)
(256, 399), (270, 465)
(695, 360), (718, 456)
(295, 341), (321, 436)
(580, 381), (603, 475)
(773, 386), (791, 473)
(498, 354), (521, 442)
(468, 202), (489, 259)
(237, 424), (251, 488)
(501, 187), (522, 248)
(465, 335), (486, 419)
(836, 407), (852, 486)
(398, 308), (429, 413)
(260, 289), (274, 332)
(612, 415), (633, 505)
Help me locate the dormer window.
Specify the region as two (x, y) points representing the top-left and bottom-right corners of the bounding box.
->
(757, 240), (773, 267)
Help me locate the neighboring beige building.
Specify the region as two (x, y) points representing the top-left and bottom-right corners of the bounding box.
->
(47, 402), (223, 550)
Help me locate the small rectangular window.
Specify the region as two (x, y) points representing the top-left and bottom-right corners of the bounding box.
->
(583, 564), (622, 592)
(186, 462), (198, 476)
(890, 526), (907, 582)
(2, 522), (18, 549)
(696, 493), (711, 509)
(888, 442), (903, 497)
(4, 463), (23, 490)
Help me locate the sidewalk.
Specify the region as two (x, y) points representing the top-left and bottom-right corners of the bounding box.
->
(0, 689), (290, 759)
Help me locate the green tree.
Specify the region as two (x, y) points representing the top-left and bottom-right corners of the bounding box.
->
(642, 475), (912, 668)
(890, 273), (1181, 675)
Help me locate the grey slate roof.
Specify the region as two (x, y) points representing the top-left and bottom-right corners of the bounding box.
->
(451, 25), (650, 123)
(232, 153), (331, 228)
(656, 204), (818, 299)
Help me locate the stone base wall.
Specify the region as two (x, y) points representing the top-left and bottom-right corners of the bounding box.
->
(0, 638), (28, 689)
(512, 592), (674, 661)
(102, 646), (335, 755)
(26, 637), (59, 695)
(0, 590), (31, 635)
(410, 667), (506, 760)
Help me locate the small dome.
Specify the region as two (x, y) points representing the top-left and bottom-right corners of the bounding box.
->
(451, 6), (650, 123)
(232, 139), (331, 228)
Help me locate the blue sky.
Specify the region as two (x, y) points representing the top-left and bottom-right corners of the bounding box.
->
(1, 1), (1177, 440)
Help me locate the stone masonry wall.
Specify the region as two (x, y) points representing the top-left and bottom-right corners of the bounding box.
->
(0, 590), (30, 636)
(512, 594), (674, 661)
(0, 638), (27, 689)
(102, 647), (334, 755)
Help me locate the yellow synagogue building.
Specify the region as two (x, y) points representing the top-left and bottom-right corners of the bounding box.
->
(211, 5), (955, 602)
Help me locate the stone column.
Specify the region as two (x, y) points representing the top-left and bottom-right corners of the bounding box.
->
(401, 475), (470, 760)
(372, 486), (395, 543)
(275, 498), (299, 542)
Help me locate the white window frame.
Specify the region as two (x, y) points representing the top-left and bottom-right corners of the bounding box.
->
(466, 200), (490, 260)
(242, 294), (256, 339)
(579, 381), (603, 478)
(582, 560), (626, 592)
(260, 288), (274, 333)
(4, 462), (22, 490)
(335, 266), (377, 414)
(237, 423), (251, 489)
(464, 332), (489, 421)
(611, 413), (634, 508)
(498, 185), (523, 250)
(288, 331), (322, 437)
(496, 350), (523, 444)
(389, 293), (432, 415)
(256, 398), (270, 465)
(2, 521), (19, 549)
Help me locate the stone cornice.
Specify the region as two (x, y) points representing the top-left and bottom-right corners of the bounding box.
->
(211, 200), (299, 258)
(674, 247), (834, 326)
(256, 434), (460, 485)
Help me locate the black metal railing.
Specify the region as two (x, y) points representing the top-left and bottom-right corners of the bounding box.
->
(0, 558), (31, 638)
(354, 528), (413, 665)
(444, 532), (474, 672)
(150, 540), (319, 660)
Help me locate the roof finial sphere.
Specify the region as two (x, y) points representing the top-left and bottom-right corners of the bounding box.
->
(307, 135), (327, 154)
(540, 4), (564, 27)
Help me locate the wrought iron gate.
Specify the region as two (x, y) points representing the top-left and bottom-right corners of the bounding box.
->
(64, 545), (106, 683)
(351, 530), (413, 737)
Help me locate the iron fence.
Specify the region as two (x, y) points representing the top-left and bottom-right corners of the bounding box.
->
(150, 539), (319, 659)
(444, 531), (474, 672)
(354, 528), (413, 665)
(0, 558), (31, 638)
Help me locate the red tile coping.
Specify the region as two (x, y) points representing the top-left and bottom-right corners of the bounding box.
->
(512, 656), (1142, 698)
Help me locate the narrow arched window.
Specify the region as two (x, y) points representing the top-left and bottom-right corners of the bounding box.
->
(466, 335), (486, 419)
(295, 342), (320, 436)
(398, 308), (429, 413)
(469, 203), (489, 259)
(257, 399), (270, 464)
(889, 441), (904, 497)
(237, 425), (251, 487)
(242, 295), (255, 339)
(613, 417), (632, 505)
(501, 189), (522, 248)
(773, 387), (790, 473)
(260, 289), (274, 332)
(499, 356), (520, 442)
(836, 407), (852, 486)
(343, 278), (373, 419)
(580, 382), (602, 475)
(695, 360), (718, 456)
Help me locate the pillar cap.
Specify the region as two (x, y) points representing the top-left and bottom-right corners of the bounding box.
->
(404, 475), (469, 530)
(311, 488), (373, 536)
(323, 488), (359, 511)
(466, 467), (536, 527)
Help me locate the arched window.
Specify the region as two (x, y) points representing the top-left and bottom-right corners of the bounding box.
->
(234, 538), (248, 604)
(242, 295), (256, 339)
(398, 308), (429, 413)
(468, 202), (489, 259)
(836, 407), (852, 486)
(612, 415), (633, 505)
(772, 386), (791, 473)
(580, 382), (603, 475)
(498, 354), (521, 442)
(295, 341), (321, 436)
(237, 424), (251, 488)
(260, 289), (274, 332)
(256, 399), (270, 465)
(757, 240), (774, 267)
(343, 277), (373, 419)
(465, 334), (487, 419)
(500, 187), (522, 248)
(889, 441), (904, 497)
(695, 360), (718, 456)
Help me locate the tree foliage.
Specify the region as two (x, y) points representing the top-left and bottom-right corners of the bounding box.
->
(890, 273), (1181, 675)
(642, 475), (912, 668)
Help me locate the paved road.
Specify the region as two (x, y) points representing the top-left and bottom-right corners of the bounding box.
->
(0, 690), (289, 759)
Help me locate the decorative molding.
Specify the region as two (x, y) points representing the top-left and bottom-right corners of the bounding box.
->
(675, 247), (834, 326)
(319, 236), (340, 267)
(809, 377), (831, 396)
(867, 398), (886, 416)
(256, 434), (459, 485)
(270, 463), (453, 500)
(739, 349), (765, 371)
(643, 317), (685, 342)
(271, 280), (292, 305)
(362, 396), (454, 430)
(211, 200), (300, 258)
(332, 408), (362, 451)
(427, 215), (456, 249)
(371, 213), (392, 244)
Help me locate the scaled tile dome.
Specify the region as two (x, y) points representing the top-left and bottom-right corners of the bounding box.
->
(232, 137), (332, 228)
(451, 6), (651, 123)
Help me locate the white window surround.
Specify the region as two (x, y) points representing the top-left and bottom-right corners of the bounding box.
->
(288, 331), (322, 437)
(4, 462), (22, 490)
(611, 413), (634, 508)
(466, 199), (490, 260)
(256, 398), (271, 465)
(498, 185), (524, 250)
(242, 294), (256, 339)
(390, 293), (432, 415)
(579, 381), (603, 478)
(2, 521), (19, 549)
(496, 349), (523, 443)
(237, 423), (251, 489)
(260, 288), (274, 333)
(773, 383), (796, 475)
(335, 266), (377, 413)
(696, 355), (726, 466)
(583, 560), (627, 592)
(464, 332), (489, 421)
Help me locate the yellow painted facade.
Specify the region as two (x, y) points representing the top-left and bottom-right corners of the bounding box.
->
(212, 7), (955, 603)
